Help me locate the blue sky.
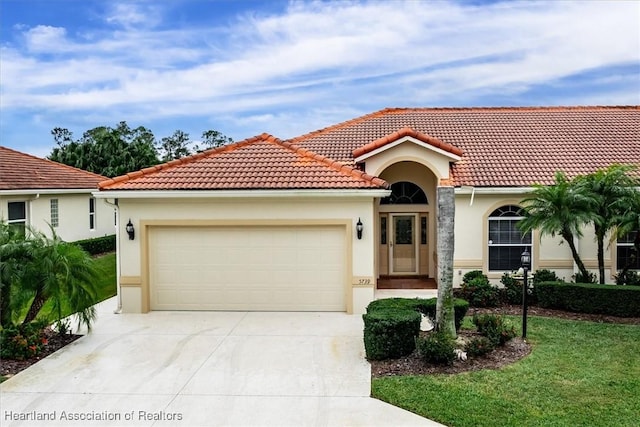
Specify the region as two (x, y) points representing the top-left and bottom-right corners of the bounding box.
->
(1, 0), (639, 158)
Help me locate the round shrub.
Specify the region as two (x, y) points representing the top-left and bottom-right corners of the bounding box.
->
(472, 313), (517, 346)
(363, 309), (421, 360)
(460, 276), (500, 307)
(416, 331), (456, 365)
(462, 270), (486, 284)
(464, 336), (495, 357)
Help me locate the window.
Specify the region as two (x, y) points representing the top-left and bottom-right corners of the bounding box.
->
(8, 201), (26, 236)
(380, 181), (428, 205)
(488, 205), (531, 271)
(380, 216), (387, 244)
(421, 216), (427, 245)
(617, 232), (639, 270)
(89, 198), (96, 230)
(50, 199), (59, 227)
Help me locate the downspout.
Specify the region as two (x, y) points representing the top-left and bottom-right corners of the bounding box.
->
(104, 198), (122, 314)
(469, 187), (476, 207)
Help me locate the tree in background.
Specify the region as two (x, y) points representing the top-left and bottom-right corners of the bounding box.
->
(49, 122), (159, 177)
(156, 130), (192, 162)
(199, 130), (234, 150)
(49, 123), (233, 175)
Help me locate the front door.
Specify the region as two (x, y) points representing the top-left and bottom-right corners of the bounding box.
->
(390, 214), (418, 274)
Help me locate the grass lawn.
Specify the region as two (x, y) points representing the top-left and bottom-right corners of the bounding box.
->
(36, 252), (117, 322)
(372, 316), (640, 427)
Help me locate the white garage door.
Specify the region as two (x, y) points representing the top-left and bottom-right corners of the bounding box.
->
(149, 226), (347, 311)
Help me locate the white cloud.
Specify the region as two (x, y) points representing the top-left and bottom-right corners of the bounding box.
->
(1, 0), (638, 148)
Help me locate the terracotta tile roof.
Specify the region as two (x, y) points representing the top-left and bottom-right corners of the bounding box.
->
(99, 134), (388, 191)
(292, 106), (640, 187)
(0, 146), (106, 190)
(352, 127), (463, 158)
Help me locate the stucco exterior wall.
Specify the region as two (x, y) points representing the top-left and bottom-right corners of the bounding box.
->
(0, 193), (114, 242)
(453, 192), (615, 286)
(113, 196), (378, 314)
(363, 140), (452, 180)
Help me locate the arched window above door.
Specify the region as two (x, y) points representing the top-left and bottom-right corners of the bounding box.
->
(380, 181), (428, 205)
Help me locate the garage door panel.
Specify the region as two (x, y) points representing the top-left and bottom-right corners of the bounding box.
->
(149, 226), (346, 311)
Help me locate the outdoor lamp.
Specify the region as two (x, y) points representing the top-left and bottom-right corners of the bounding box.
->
(356, 218), (363, 240)
(126, 219), (135, 240)
(521, 249), (531, 270)
(521, 248), (531, 339)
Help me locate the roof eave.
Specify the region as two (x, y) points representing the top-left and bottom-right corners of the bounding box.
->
(354, 136), (462, 163)
(94, 188), (392, 199)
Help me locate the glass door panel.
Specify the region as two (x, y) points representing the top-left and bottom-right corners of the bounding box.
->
(391, 215), (417, 273)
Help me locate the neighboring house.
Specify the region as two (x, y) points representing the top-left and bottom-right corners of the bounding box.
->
(0, 146), (114, 242)
(96, 106), (640, 314)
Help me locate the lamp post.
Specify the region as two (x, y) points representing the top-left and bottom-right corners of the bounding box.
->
(521, 249), (531, 339)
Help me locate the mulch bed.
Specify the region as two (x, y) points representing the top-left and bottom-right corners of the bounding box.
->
(371, 305), (640, 378)
(0, 330), (82, 379)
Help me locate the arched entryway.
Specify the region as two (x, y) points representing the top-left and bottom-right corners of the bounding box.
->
(376, 161), (438, 282)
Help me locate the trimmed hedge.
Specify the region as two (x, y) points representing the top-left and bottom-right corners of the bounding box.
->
(74, 234), (116, 255)
(366, 297), (469, 331)
(537, 282), (640, 317)
(363, 297), (470, 360)
(363, 309), (421, 360)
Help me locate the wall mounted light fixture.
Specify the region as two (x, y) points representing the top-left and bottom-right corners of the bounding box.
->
(125, 219), (135, 240)
(356, 218), (363, 240)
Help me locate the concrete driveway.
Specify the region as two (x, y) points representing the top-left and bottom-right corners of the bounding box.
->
(1, 299), (442, 426)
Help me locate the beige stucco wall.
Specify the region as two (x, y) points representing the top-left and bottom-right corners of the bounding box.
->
(0, 193), (114, 242)
(453, 192), (615, 285)
(114, 196), (378, 314)
(363, 140), (452, 180)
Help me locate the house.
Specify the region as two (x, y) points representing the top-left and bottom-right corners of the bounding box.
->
(96, 106), (640, 314)
(0, 146), (114, 242)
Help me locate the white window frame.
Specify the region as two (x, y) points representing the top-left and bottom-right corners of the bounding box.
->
(89, 198), (96, 230)
(7, 201), (27, 234)
(616, 232), (639, 271)
(50, 198), (59, 228)
(488, 205), (532, 272)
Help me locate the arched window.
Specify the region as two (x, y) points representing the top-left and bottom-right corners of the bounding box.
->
(488, 205), (532, 271)
(380, 181), (428, 205)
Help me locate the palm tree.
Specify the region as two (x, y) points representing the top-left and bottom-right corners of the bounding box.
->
(518, 171), (595, 281)
(1, 224), (99, 330)
(576, 165), (639, 284)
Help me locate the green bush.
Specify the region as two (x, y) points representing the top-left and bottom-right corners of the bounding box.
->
(500, 273), (521, 304)
(537, 282), (640, 317)
(366, 297), (469, 331)
(615, 270), (640, 286)
(73, 234), (116, 255)
(573, 271), (597, 284)
(363, 309), (421, 360)
(533, 269), (559, 284)
(464, 336), (495, 357)
(462, 270), (486, 284)
(416, 331), (456, 366)
(0, 321), (48, 360)
(473, 313), (517, 346)
(460, 276), (500, 307)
